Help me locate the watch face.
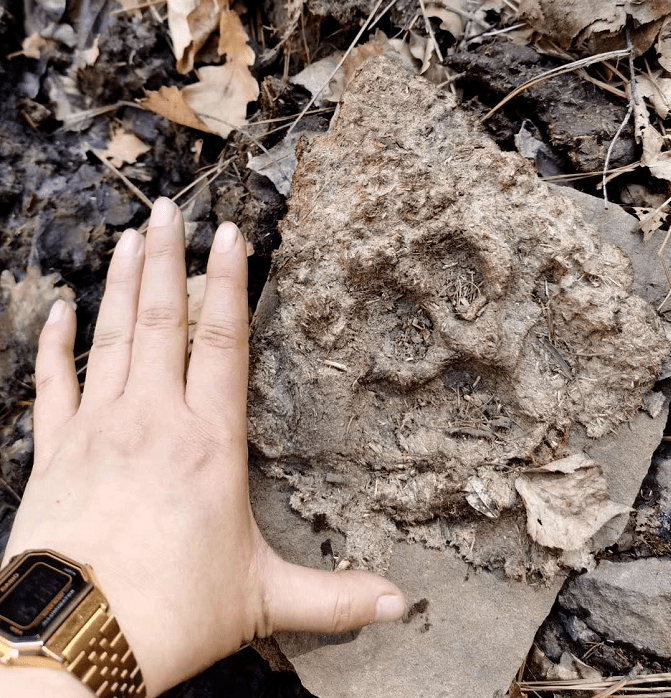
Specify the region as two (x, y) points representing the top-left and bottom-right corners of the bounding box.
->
(0, 553), (90, 643)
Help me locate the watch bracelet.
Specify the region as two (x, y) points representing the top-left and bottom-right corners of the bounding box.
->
(47, 587), (146, 697)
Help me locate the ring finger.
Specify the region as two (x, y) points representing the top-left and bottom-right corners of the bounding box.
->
(81, 228), (145, 406)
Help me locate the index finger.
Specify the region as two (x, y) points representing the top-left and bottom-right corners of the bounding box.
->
(185, 223), (248, 436)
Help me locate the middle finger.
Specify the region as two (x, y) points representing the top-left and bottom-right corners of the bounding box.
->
(126, 198), (188, 395)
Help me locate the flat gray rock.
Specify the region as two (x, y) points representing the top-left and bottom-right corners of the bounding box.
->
(550, 185), (668, 309)
(559, 558), (671, 659)
(250, 460), (563, 698)
(569, 390), (670, 548)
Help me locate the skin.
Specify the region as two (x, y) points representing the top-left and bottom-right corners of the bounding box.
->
(0, 198), (405, 697)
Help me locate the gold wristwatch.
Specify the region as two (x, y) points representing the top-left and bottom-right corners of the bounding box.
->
(0, 549), (146, 697)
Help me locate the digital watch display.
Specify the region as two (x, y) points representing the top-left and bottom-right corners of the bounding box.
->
(0, 551), (90, 644)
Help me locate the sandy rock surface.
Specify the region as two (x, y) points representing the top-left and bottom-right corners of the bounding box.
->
(248, 55), (668, 575)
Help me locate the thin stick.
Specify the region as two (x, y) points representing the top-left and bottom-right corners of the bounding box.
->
(418, 0), (444, 62)
(474, 22), (526, 40)
(481, 48), (629, 122)
(286, 0), (390, 137)
(603, 29), (634, 208)
(59, 103), (123, 129)
(542, 160), (640, 182)
(91, 149), (153, 209)
(246, 107), (335, 126)
(576, 68), (627, 99)
(368, 0), (399, 31)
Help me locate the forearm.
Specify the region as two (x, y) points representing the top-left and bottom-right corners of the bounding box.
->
(0, 666), (93, 698)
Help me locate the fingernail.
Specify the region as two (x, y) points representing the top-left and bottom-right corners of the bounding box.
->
(150, 197), (177, 227)
(116, 229), (143, 255)
(46, 299), (66, 325)
(375, 595), (405, 623)
(213, 222), (240, 252)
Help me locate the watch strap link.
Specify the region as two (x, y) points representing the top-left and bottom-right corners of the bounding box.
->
(47, 588), (146, 697)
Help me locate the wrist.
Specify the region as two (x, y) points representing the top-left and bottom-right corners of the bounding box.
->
(0, 665), (92, 698)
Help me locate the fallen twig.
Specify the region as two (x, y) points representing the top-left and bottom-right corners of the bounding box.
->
(481, 48), (629, 122)
(543, 161), (640, 183)
(91, 148), (153, 209)
(603, 29), (634, 209)
(418, 0), (444, 62)
(520, 671), (671, 696)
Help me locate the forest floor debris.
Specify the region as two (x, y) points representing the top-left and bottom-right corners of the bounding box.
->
(4, 0), (671, 696)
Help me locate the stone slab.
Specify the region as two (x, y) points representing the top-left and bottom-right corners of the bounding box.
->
(569, 390), (670, 548)
(549, 185), (668, 309)
(250, 459), (563, 698)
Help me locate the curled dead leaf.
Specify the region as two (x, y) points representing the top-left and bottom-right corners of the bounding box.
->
(182, 62), (259, 139)
(657, 17), (671, 72)
(424, 1), (464, 39)
(518, 0), (671, 54)
(218, 8), (255, 64)
(635, 73), (671, 120)
(633, 206), (667, 241)
(515, 453), (630, 550)
(169, 0), (225, 74)
(175, 8), (259, 139)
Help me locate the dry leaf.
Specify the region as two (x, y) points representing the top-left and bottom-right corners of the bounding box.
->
(182, 63), (258, 138)
(21, 33), (47, 59)
(290, 52), (344, 106)
(425, 1), (464, 39)
(657, 17), (671, 72)
(518, 0), (671, 53)
(409, 30), (434, 74)
(142, 85), (215, 134)
(169, 0), (225, 74)
(633, 206), (667, 241)
(218, 8), (255, 64)
(101, 127), (152, 167)
(635, 73), (671, 119)
(180, 11), (258, 139)
(515, 453), (630, 550)
(464, 470), (516, 519)
(248, 130), (318, 196)
(343, 31), (389, 83)
(1, 267), (76, 345)
(641, 122), (671, 181)
(632, 92), (671, 182)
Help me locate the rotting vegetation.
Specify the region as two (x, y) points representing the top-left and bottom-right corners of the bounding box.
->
(248, 55), (668, 578)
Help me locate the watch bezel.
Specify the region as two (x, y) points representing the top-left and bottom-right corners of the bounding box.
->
(0, 550), (93, 662)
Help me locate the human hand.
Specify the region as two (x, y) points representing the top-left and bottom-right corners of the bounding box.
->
(2, 198), (405, 696)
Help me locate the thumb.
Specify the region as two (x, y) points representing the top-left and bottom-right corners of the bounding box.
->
(266, 554), (406, 635)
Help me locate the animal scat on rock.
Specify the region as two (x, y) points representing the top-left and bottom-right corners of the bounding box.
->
(247, 55), (668, 576)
